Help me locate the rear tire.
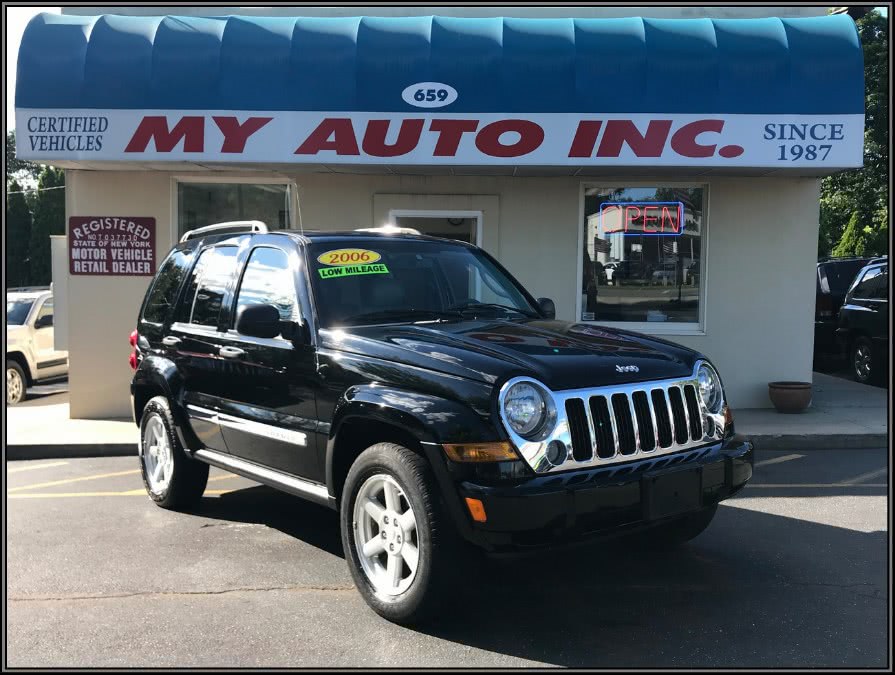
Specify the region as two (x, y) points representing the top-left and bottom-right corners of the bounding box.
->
(139, 396), (209, 509)
(851, 336), (877, 385)
(626, 504), (718, 550)
(340, 442), (463, 625)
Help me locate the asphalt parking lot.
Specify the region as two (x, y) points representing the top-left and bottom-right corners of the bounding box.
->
(5, 448), (889, 668)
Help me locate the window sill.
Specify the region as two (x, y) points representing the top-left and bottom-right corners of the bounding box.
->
(579, 320), (706, 337)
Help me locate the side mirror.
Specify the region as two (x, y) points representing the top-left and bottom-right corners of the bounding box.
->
(537, 297), (556, 320)
(235, 304), (282, 339)
(281, 318), (312, 347)
(35, 314), (53, 329)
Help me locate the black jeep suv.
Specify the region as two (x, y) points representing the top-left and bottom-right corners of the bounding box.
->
(130, 222), (753, 624)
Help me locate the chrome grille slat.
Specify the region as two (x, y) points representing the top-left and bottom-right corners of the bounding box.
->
(645, 391), (660, 452)
(627, 394), (641, 454)
(582, 396), (599, 459)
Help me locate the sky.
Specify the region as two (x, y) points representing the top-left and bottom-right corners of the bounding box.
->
(3, 5), (890, 130)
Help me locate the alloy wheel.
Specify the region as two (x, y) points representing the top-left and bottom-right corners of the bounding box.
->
(7, 367), (24, 405)
(854, 343), (872, 381)
(352, 473), (420, 597)
(142, 414), (174, 493)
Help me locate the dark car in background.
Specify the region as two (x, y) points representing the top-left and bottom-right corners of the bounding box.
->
(814, 257), (875, 362)
(836, 260), (889, 385)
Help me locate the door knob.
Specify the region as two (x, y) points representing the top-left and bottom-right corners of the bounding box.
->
(162, 336), (181, 347)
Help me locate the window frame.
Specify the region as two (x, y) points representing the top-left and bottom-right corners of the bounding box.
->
(227, 244), (303, 343)
(575, 181), (710, 336)
(170, 174), (300, 243)
(175, 244), (240, 329)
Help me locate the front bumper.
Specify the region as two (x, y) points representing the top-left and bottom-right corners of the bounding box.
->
(452, 435), (753, 553)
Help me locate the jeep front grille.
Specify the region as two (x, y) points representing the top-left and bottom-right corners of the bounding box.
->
(498, 364), (727, 474)
(564, 383), (705, 461)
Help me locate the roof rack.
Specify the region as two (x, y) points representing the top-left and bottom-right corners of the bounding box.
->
(7, 286), (51, 293)
(354, 225), (422, 236)
(180, 220), (268, 243)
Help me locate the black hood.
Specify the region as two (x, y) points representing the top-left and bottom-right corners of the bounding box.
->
(319, 319), (700, 391)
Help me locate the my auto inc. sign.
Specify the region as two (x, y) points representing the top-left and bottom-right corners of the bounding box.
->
(16, 110), (863, 168)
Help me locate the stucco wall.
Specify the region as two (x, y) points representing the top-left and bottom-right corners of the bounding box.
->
(62, 169), (820, 417)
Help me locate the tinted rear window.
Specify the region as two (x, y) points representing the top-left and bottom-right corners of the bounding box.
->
(819, 260), (871, 293)
(176, 246), (239, 327)
(141, 250), (192, 324)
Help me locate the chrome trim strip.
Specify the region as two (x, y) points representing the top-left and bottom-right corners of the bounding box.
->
(627, 394), (641, 455)
(645, 389), (660, 453)
(187, 405), (307, 446)
(194, 448), (329, 502)
(497, 361), (727, 475)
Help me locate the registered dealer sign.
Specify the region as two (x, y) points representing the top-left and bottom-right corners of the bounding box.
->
(68, 216), (156, 276)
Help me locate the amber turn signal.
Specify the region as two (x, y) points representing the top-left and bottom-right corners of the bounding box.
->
(464, 497), (487, 523)
(723, 405), (734, 429)
(442, 442), (519, 463)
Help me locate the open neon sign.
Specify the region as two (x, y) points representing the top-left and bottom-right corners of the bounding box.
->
(598, 201), (685, 236)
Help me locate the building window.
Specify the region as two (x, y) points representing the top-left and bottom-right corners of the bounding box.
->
(581, 185), (706, 327)
(177, 182), (292, 235)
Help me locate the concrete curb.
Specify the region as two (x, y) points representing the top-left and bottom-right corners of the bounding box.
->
(5, 444), (137, 461)
(748, 434), (888, 451)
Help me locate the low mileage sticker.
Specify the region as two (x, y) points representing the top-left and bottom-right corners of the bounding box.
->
(319, 263), (390, 279)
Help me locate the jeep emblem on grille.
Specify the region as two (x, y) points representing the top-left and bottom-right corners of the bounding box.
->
(615, 364), (640, 373)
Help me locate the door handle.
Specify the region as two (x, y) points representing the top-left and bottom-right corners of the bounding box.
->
(162, 336), (182, 347)
(219, 346), (246, 359)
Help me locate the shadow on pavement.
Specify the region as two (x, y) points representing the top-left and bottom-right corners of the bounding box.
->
(186, 483), (887, 667)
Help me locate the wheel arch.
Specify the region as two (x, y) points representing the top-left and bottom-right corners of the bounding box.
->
(325, 384), (497, 504)
(6, 351), (34, 386)
(131, 355), (200, 450)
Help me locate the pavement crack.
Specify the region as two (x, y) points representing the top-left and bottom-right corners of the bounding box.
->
(9, 584), (356, 603)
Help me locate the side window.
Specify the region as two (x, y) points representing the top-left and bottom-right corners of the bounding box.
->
(852, 267), (883, 299)
(234, 247), (300, 327)
(176, 246), (239, 327)
(141, 250), (192, 324)
(35, 299), (53, 328)
(875, 270), (888, 300)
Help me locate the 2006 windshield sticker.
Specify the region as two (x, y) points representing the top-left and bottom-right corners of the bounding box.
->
(317, 249), (389, 279)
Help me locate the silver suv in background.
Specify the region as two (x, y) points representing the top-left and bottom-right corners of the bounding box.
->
(6, 287), (68, 405)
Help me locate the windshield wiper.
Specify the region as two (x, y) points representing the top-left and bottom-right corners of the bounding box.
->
(446, 301), (539, 318)
(340, 308), (463, 326)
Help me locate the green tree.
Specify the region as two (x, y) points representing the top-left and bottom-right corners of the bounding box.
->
(28, 166), (66, 286)
(819, 9), (889, 257)
(6, 180), (34, 287)
(6, 131), (42, 187)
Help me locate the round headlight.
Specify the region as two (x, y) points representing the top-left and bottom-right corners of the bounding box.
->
(503, 381), (548, 437)
(697, 363), (724, 414)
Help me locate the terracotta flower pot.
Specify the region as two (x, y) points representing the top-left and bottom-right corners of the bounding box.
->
(767, 381), (812, 413)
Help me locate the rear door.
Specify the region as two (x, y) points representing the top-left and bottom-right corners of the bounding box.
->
(166, 243), (241, 453)
(212, 241), (322, 481)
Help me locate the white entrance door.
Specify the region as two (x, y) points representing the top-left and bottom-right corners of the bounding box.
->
(388, 210), (483, 246)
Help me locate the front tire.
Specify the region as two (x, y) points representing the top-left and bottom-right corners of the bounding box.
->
(139, 396), (209, 509)
(340, 442), (461, 625)
(6, 360), (27, 405)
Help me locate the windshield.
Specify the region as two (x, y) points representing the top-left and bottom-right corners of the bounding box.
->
(307, 239), (539, 327)
(7, 299), (35, 325)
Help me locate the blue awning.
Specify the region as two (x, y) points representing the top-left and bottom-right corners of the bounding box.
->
(17, 13), (863, 114)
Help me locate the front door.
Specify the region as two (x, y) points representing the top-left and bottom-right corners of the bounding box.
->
(213, 244), (322, 482)
(32, 298), (67, 378)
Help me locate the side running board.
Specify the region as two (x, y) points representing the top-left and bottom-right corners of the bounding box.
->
(193, 448), (334, 509)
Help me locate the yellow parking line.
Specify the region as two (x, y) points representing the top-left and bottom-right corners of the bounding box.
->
(8, 488), (238, 499)
(7, 461), (70, 474)
(8, 469), (141, 493)
(207, 473), (241, 482)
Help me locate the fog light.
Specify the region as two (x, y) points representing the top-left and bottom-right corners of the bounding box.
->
(546, 440), (568, 466)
